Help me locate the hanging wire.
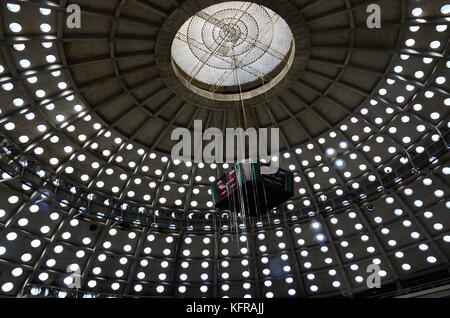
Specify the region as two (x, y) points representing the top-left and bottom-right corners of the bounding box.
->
(203, 4), (292, 285)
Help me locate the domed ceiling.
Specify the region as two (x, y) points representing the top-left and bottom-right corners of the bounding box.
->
(0, 0), (449, 298)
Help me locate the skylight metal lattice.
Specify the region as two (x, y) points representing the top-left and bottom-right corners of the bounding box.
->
(171, 2), (294, 93)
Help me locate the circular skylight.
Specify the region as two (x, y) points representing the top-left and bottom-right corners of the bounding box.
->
(171, 1), (294, 101)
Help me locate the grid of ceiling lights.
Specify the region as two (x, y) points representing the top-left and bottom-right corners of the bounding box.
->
(0, 0), (449, 298)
